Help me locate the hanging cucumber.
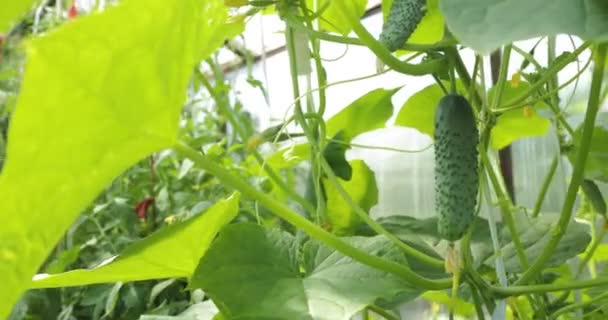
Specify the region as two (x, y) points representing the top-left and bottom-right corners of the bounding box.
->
(379, 0), (426, 52)
(434, 94), (479, 241)
(581, 179), (607, 218)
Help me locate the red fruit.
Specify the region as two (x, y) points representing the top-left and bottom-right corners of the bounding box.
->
(134, 197), (155, 219)
(68, 2), (78, 19)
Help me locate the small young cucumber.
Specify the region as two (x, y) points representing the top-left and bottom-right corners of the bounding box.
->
(582, 179), (607, 218)
(434, 94), (479, 241)
(379, 0), (426, 52)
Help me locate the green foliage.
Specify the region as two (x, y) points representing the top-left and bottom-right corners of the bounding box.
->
(267, 88), (398, 169)
(582, 180), (607, 217)
(440, 0), (608, 53)
(489, 82), (551, 149)
(30, 194), (239, 288)
(382, 0), (445, 49)
(434, 94), (478, 241)
(323, 160), (378, 235)
(394, 80), (466, 136)
(309, 0), (368, 36)
(570, 114), (608, 182)
(379, 0), (426, 52)
(0, 0), (237, 316)
(0, 0), (606, 318)
(191, 223), (420, 319)
(0, 0), (37, 33)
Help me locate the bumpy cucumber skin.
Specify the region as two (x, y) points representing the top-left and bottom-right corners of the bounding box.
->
(379, 0), (426, 52)
(434, 95), (479, 241)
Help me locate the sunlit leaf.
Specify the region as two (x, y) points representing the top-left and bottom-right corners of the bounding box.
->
(0, 0), (238, 316)
(394, 81), (466, 137)
(30, 194), (239, 288)
(191, 223), (420, 320)
(267, 88), (398, 169)
(323, 160), (378, 235)
(489, 82), (551, 149)
(441, 0), (608, 53)
(0, 1), (37, 33)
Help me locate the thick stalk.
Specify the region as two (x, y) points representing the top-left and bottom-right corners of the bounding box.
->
(551, 291), (608, 319)
(515, 43), (606, 286)
(532, 154), (559, 217)
(174, 142), (452, 289)
(196, 69), (316, 215)
(333, 1), (446, 76)
(320, 157), (444, 267)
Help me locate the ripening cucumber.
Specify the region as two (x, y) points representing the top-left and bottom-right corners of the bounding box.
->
(434, 94), (479, 241)
(379, 0), (426, 52)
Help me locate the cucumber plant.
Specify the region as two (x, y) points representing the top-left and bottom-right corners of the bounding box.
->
(1, 0), (608, 320)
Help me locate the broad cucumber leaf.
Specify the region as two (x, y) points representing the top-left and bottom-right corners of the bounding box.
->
(308, 0), (367, 36)
(382, 0), (445, 48)
(190, 223), (420, 320)
(0, 1), (37, 33)
(394, 80), (466, 136)
(440, 0), (608, 53)
(486, 214), (591, 273)
(422, 291), (476, 317)
(371, 214), (590, 272)
(489, 82), (551, 149)
(139, 301), (219, 320)
(267, 88), (398, 169)
(30, 194), (239, 288)
(323, 160), (378, 235)
(0, 0), (239, 316)
(326, 87), (399, 141)
(569, 114), (608, 182)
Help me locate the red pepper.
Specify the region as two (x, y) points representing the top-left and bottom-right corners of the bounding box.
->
(68, 1), (78, 19)
(134, 197), (155, 219)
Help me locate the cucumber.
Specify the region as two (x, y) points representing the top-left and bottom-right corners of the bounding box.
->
(434, 94), (479, 241)
(379, 0), (426, 52)
(582, 179), (607, 218)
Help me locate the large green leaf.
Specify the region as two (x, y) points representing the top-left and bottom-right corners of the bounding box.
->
(440, 0), (608, 53)
(370, 214), (590, 272)
(30, 194), (239, 288)
(314, 0), (367, 36)
(489, 82), (551, 149)
(569, 114), (608, 182)
(0, 1), (37, 33)
(139, 301), (220, 320)
(382, 0), (445, 48)
(0, 0), (240, 316)
(394, 81), (465, 136)
(267, 88), (399, 168)
(484, 213), (591, 273)
(190, 223), (420, 320)
(323, 160), (378, 235)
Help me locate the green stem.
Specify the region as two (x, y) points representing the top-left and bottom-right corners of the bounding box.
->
(515, 43), (607, 286)
(532, 154), (559, 218)
(174, 142), (452, 289)
(500, 42), (591, 109)
(285, 15), (457, 51)
(493, 277), (608, 297)
(469, 282), (487, 320)
(195, 68), (316, 215)
(333, 1), (446, 76)
(367, 304), (399, 320)
(577, 226), (607, 277)
(481, 149), (529, 270)
(551, 291), (608, 319)
(446, 46), (482, 110)
(512, 45), (543, 70)
(320, 157), (444, 268)
(490, 45), (513, 110)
